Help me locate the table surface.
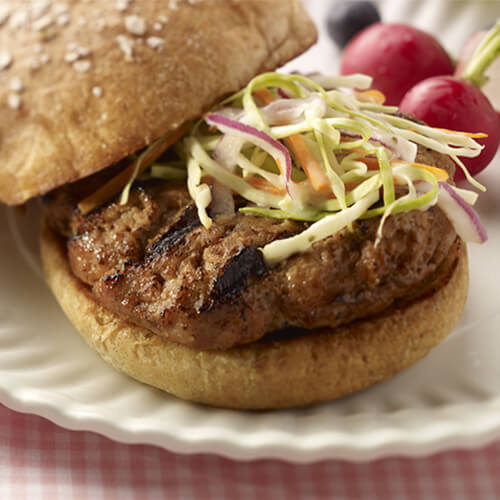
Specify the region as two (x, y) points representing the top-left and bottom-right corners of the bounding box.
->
(3, 0), (500, 498)
(1, 403), (500, 499)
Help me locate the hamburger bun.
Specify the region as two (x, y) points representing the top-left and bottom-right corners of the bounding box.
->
(0, 0), (316, 205)
(41, 220), (468, 409)
(5, 1), (478, 409)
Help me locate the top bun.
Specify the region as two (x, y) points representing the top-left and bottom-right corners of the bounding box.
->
(0, 0), (316, 205)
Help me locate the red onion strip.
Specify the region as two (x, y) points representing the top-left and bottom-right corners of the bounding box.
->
(277, 88), (290, 99)
(438, 182), (487, 244)
(341, 132), (393, 151)
(206, 113), (292, 196)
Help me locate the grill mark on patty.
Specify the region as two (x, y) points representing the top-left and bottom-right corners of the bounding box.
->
(147, 204), (200, 258)
(199, 246), (267, 313)
(56, 143), (459, 350)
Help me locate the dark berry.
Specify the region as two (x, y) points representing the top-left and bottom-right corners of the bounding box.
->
(326, 1), (381, 48)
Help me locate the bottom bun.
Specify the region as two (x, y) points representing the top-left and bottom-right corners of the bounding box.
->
(40, 221), (469, 409)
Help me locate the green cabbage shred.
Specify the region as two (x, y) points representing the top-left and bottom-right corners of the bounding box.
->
(135, 72), (485, 263)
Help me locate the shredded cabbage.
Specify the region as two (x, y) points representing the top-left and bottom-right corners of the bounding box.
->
(137, 72), (485, 263)
(262, 191), (380, 264)
(186, 152), (212, 229)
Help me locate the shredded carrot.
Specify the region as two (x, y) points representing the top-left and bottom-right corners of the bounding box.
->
(274, 159), (286, 178)
(392, 161), (449, 181)
(318, 181), (361, 198)
(409, 127), (487, 139)
(252, 88), (276, 106)
(284, 135), (330, 190)
(353, 156), (449, 181)
(346, 155), (449, 185)
(246, 176), (286, 195)
(355, 90), (386, 105)
(356, 156), (380, 170)
(253, 88), (330, 191)
(78, 124), (188, 215)
(434, 128), (488, 138)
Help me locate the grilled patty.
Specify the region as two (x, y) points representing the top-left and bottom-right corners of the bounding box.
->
(46, 148), (458, 350)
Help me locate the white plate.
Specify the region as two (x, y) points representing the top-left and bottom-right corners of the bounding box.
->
(1, 0), (500, 463)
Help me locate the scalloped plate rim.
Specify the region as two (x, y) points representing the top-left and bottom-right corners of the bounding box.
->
(2, 377), (500, 462)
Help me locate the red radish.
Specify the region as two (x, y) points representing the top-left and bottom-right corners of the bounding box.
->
(340, 23), (454, 105)
(400, 21), (500, 181)
(399, 77), (500, 179)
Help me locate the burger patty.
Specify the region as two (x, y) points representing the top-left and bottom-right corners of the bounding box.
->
(52, 148), (458, 350)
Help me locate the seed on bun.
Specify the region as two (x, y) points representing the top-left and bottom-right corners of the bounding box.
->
(0, 0), (316, 205)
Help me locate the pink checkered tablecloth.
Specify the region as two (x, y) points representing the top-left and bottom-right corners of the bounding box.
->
(1, 403), (499, 500)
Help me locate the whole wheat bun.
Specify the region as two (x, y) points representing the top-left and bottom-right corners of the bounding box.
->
(0, 0), (316, 206)
(41, 220), (469, 409)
